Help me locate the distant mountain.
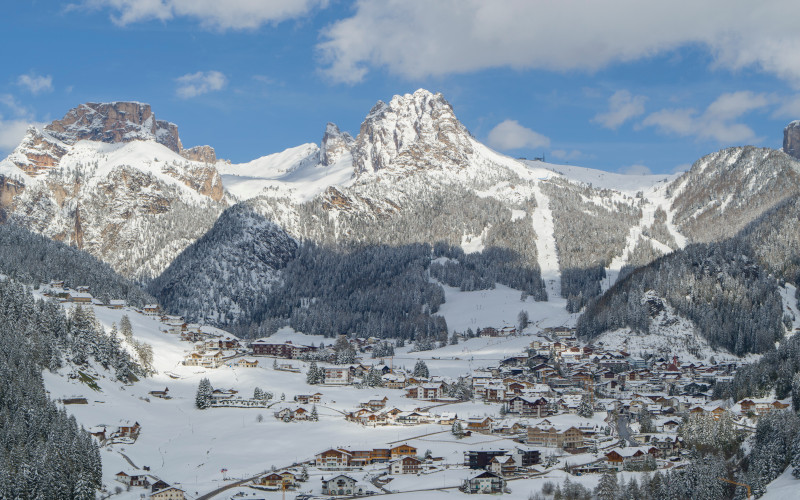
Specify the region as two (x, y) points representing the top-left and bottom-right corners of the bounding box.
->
(667, 146), (800, 244)
(0, 102), (227, 279)
(5, 91), (800, 355)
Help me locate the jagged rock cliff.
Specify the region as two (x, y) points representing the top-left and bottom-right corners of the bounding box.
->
(784, 120), (800, 160)
(0, 102), (227, 279)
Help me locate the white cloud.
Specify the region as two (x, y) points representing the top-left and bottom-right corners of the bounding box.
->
(642, 91), (772, 143)
(0, 95), (44, 152)
(0, 119), (38, 151)
(17, 73), (53, 94)
(317, 1), (800, 85)
(671, 163), (692, 174)
(83, 0), (327, 29)
(593, 90), (646, 129)
(487, 120), (550, 150)
(176, 71), (227, 98)
(551, 149), (586, 161)
(773, 95), (800, 119)
(620, 164), (652, 176)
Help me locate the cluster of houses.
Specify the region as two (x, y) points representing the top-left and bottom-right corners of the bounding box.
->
(314, 444), (419, 470)
(89, 421), (141, 444)
(115, 472), (184, 499)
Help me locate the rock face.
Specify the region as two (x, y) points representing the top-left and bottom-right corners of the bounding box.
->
(784, 121), (800, 160)
(6, 127), (68, 176)
(320, 123), (354, 166)
(45, 102), (183, 152)
(0, 102), (228, 278)
(181, 145), (217, 163)
(352, 89), (473, 174)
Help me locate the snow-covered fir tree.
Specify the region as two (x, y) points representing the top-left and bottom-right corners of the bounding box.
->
(195, 378), (213, 409)
(577, 394), (593, 418)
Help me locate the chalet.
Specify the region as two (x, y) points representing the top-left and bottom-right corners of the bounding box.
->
(115, 471), (149, 487)
(324, 367), (353, 385)
(370, 449), (391, 463)
(396, 411), (428, 426)
(115, 422), (141, 439)
(180, 331), (202, 342)
(489, 455), (517, 476)
(500, 355), (529, 367)
(510, 446), (541, 467)
(484, 384), (506, 402)
(604, 450), (624, 471)
(274, 407), (310, 421)
(493, 420), (527, 435)
(150, 486), (185, 500)
(250, 340), (314, 359)
(236, 358), (258, 368)
(148, 388), (169, 399)
(382, 373), (406, 389)
(465, 416), (494, 433)
(650, 436), (683, 457)
(255, 472), (296, 489)
(316, 448), (352, 469)
(67, 291), (92, 303)
(295, 393), (322, 404)
(390, 456), (422, 475)
(464, 450), (508, 469)
(405, 382), (444, 400)
(108, 299), (125, 309)
(390, 444), (417, 459)
(150, 480), (170, 493)
(526, 425), (585, 449)
(143, 304), (160, 315)
(321, 475), (363, 496)
(199, 350), (224, 369)
(361, 396), (389, 411)
(205, 336), (240, 350)
(462, 471), (505, 494)
(436, 412), (458, 425)
(660, 420), (680, 432)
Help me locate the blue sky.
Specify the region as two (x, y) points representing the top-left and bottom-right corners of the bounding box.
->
(2, 1), (800, 174)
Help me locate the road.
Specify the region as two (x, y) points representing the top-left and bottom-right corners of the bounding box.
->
(616, 415), (637, 446)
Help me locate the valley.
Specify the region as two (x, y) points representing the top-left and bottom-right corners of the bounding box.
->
(1, 90), (800, 500)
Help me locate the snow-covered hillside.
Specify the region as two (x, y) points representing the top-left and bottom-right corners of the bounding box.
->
(40, 291), (600, 500)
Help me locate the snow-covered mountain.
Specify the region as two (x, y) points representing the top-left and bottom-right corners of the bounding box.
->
(4, 91), (800, 351)
(0, 102), (227, 279)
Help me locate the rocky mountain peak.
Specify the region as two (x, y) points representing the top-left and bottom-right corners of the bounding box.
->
(181, 145), (217, 163)
(352, 89), (474, 174)
(320, 123), (354, 166)
(784, 120), (800, 160)
(45, 102), (183, 153)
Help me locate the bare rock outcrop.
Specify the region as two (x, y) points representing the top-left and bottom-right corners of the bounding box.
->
(784, 120), (800, 160)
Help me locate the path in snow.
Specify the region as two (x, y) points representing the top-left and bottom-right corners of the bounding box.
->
(532, 182), (562, 299)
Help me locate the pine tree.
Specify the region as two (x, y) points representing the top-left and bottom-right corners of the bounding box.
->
(791, 434), (800, 479)
(451, 421), (464, 438)
(196, 378), (213, 409)
(311, 405), (319, 421)
(792, 373), (800, 412)
(119, 314), (133, 340)
(450, 332), (459, 345)
(254, 387), (265, 400)
(594, 472), (618, 500)
(413, 360), (429, 378)
(577, 394), (593, 418)
(517, 310), (529, 332)
(307, 361), (321, 385)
